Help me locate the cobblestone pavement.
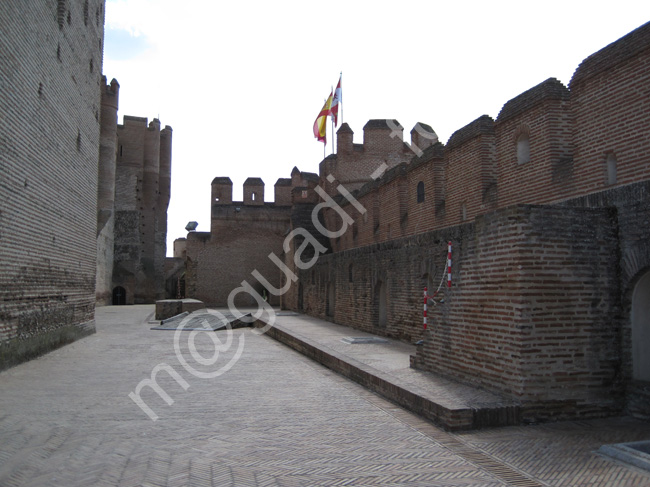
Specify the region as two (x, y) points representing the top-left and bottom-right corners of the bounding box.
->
(1, 305), (649, 486)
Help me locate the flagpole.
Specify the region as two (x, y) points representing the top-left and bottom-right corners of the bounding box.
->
(332, 116), (335, 155)
(331, 84), (335, 156)
(340, 72), (343, 124)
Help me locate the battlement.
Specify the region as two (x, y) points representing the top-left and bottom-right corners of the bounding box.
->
(323, 20), (650, 254)
(325, 119), (438, 195)
(243, 177), (264, 206)
(119, 115), (148, 128)
(101, 76), (119, 110)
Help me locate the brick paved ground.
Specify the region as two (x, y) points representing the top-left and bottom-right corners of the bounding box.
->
(1, 305), (649, 486)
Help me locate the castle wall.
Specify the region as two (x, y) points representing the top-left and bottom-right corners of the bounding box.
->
(570, 24), (650, 194)
(186, 205), (291, 307)
(495, 78), (574, 208)
(321, 120), (414, 195)
(0, 0), (105, 369)
(300, 202), (624, 421)
(291, 21), (650, 421)
(184, 170), (322, 308)
(324, 24), (650, 258)
(445, 116), (497, 227)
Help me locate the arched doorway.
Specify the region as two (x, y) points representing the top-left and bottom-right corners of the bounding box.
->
(632, 270), (650, 381)
(112, 286), (126, 305)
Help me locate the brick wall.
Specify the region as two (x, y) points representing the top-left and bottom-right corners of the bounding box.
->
(445, 115), (497, 227)
(495, 78), (574, 208)
(325, 23), (650, 256)
(297, 204), (623, 420)
(570, 23), (650, 194)
(322, 120), (417, 195)
(423, 206), (621, 421)
(290, 22), (650, 420)
(0, 0), (106, 369)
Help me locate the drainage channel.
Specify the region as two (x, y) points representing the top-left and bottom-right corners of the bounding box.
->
(341, 375), (547, 487)
(429, 435), (547, 487)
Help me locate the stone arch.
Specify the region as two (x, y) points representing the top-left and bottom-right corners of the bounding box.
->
(632, 269), (650, 381)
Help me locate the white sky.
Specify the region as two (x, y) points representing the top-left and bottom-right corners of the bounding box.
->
(102, 0), (650, 256)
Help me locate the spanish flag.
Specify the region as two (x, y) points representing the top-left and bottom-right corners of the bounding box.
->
(330, 74), (342, 127)
(313, 91), (333, 144)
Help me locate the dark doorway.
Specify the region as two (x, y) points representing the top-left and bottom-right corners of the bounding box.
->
(112, 286), (126, 305)
(326, 281), (335, 318)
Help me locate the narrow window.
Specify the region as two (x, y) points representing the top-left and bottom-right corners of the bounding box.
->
(251, 192), (257, 201)
(348, 263), (354, 282)
(606, 153), (617, 185)
(461, 202), (467, 221)
(517, 133), (530, 164)
(416, 181), (425, 203)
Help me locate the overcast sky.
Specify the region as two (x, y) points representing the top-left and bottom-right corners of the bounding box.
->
(102, 0), (650, 255)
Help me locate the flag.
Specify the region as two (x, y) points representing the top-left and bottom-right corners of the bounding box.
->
(330, 74), (342, 126)
(313, 91), (333, 144)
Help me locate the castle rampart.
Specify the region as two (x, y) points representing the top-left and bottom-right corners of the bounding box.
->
(289, 20), (650, 421)
(182, 170), (320, 307)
